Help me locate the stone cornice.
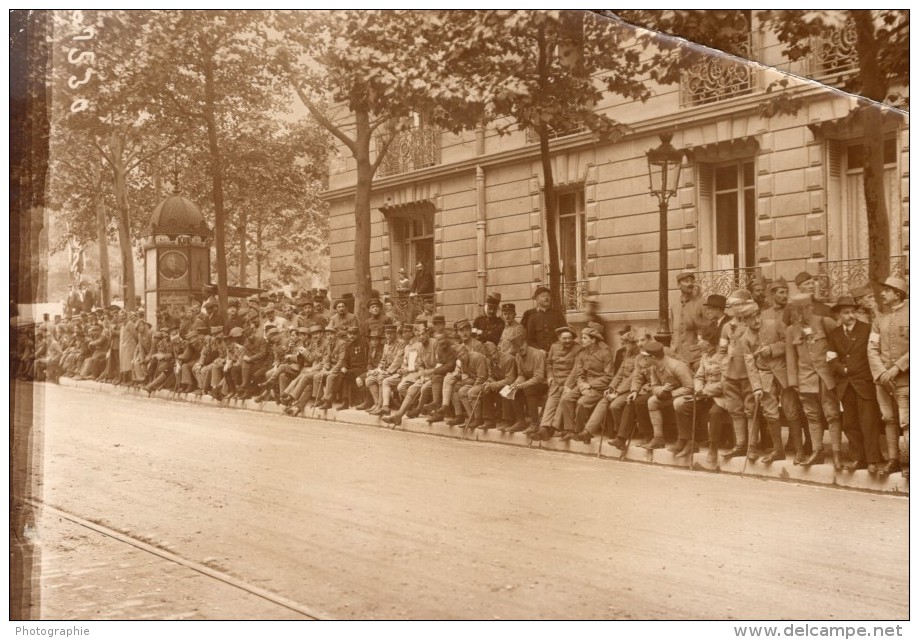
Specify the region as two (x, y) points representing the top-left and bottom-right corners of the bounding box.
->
(321, 83), (860, 203)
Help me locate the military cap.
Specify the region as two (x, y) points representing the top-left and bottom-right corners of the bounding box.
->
(794, 271), (814, 287)
(293, 294), (311, 307)
(770, 276), (789, 292)
(453, 318), (471, 330)
(555, 325), (576, 337)
(676, 270), (695, 284)
(532, 285), (551, 299)
(413, 318), (429, 328)
(367, 298), (382, 308)
(486, 292), (502, 306)
(727, 288), (752, 305)
(309, 324), (323, 333)
(850, 284), (873, 300)
(641, 341), (664, 357)
(382, 323), (397, 332)
(369, 329), (383, 338)
(501, 302), (516, 312)
(881, 276), (908, 297)
(581, 321), (605, 342)
(347, 325), (361, 333)
(432, 315), (446, 324)
(703, 294), (726, 309)
(323, 325), (337, 333)
(831, 296), (857, 312)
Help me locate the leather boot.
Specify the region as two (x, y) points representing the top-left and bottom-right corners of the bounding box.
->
(641, 437), (665, 449)
(667, 439), (687, 453)
(832, 447), (843, 471)
(524, 425), (540, 436)
(723, 445), (747, 459)
(676, 441), (696, 458)
(426, 408), (445, 424)
(760, 420), (786, 464)
(573, 430), (592, 444)
(610, 436), (626, 450)
(878, 459), (901, 478)
(533, 426), (555, 441)
(801, 449), (824, 467)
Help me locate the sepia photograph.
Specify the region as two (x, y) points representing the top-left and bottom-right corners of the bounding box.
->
(9, 7), (911, 629)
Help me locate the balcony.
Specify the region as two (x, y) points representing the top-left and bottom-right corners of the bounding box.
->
(375, 127), (439, 178)
(561, 280), (589, 312)
(695, 266), (762, 299)
(808, 19), (858, 82)
(818, 255), (908, 300)
(680, 21), (756, 107)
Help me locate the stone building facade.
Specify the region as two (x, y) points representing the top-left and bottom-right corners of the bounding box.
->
(322, 14), (908, 332)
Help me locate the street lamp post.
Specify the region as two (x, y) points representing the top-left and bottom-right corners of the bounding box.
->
(646, 132), (684, 347)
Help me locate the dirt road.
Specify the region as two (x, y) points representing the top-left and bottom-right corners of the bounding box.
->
(20, 384), (909, 620)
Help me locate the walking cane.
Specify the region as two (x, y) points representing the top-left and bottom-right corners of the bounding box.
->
(741, 397), (760, 478)
(597, 394), (611, 459)
(461, 383), (485, 441)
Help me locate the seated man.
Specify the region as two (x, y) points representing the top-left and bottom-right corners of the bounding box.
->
(587, 328), (639, 447)
(507, 334), (547, 433)
(673, 325), (729, 461)
(557, 322), (613, 442)
(531, 327), (581, 441)
(366, 323), (407, 415)
(477, 341), (518, 430)
(450, 343), (490, 429)
(382, 321), (436, 426)
(628, 340), (693, 449)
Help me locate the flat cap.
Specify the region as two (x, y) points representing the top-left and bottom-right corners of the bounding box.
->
(676, 270), (695, 284)
(641, 341), (664, 356)
(532, 285), (551, 299)
(794, 271), (814, 287)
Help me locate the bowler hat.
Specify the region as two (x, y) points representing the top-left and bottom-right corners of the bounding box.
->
(486, 292), (502, 306)
(831, 296), (857, 312)
(703, 294), (726, 309)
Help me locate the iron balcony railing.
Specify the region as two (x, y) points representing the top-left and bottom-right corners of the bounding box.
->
(818, 255), (908, 300)
(694, 266), (762, 300)
(376, 127), (439, 178)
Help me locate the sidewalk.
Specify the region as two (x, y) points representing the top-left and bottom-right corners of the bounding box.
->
(57, 378), (909, 496)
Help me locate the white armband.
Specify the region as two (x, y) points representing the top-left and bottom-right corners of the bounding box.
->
(826, 351), (838, 361)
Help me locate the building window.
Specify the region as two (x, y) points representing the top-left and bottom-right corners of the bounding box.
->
(390, 213), (434, 287)
(556, 189), (587, 285)
(680, 10), (756, 106)
(842, 138), (900, 260)
(375, 112), (439, 178)
(712, 160), (756, 271)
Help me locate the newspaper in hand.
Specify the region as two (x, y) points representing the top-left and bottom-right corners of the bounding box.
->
(499, 385), (516, 400)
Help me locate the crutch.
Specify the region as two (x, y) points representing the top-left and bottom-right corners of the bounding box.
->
(741, 397), (761, 477)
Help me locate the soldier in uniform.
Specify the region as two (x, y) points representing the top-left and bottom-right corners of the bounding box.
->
(522, 285), (567, 352)
(474, 292), (506, 346)
(786, 293), (842, 468)
(827, 297), (883, 472)
(319, 326), (367, 409)
(850, 284), (880, 326)
(586, 328), (639, 446)
(740, 308), (804, 464)
(677, 324), (730, 463)
(507, 334), (547, 433)
(719, 291), (760, 459)
(363, 298), (391, 338)
(478, 340), (518, 431)
(382, 321), (437, 426)
(867, 276), (909, 478)
(366, 324), (407, 415)
(674, 270), (707, 369)
(557, 322), (613, 442)
(327, 299), (358, 335)
(761, 276), (790, 324)
(627, 340), (693, 449)
(314, 327), (350, 409)
(498, 303), (525, 353)
(452, 343), (491, 429)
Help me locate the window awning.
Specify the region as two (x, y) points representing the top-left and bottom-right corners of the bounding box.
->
(379, 198), (435, 218)
(682, 115), (763, 162)
(806, 108), (907, 139)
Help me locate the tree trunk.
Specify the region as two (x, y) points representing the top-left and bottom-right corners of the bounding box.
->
(238, 209), (248, 288)
(203, 46), (229, 310)
(352, 108), (375, 323)
(851, 10), (892, 285)
(108, 132), (136, 311)
(256, 222), (262, 290)
(536, 23), (563, 312)
(95, 167), (111, 307)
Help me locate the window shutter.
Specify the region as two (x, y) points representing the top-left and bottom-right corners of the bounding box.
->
(827, 139), (842, 178)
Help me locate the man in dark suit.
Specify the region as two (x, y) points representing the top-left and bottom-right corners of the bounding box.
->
(702, 294), (729, 334)
(828, 296), (883, 473)
(410, 261), (434, 296)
